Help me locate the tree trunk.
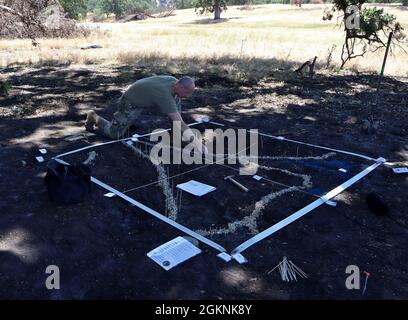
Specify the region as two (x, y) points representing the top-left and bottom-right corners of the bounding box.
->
(214, 0), (221, 20)
(113, 0), (121, 19)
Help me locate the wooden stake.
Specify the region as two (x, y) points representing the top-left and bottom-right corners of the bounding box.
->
(178, 190), (183, 215)
(371, 31), (393, 119)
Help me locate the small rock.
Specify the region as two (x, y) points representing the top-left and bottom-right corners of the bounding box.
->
(362, 119), (379, 134)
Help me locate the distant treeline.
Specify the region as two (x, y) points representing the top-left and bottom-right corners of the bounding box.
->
(59, 0), (407, 20)
(174, 0), (407, 9)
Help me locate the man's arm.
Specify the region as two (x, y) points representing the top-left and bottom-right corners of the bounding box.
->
(167, 112), (208, 154)
(167, 112), (191, 140)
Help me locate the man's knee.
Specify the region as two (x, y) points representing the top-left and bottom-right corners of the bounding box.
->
(106, 118), (129, 139)
(98, 98), (140, 139)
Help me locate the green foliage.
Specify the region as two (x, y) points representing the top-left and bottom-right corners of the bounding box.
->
(227, 0), (252, 4)
(194, 0), (227, 15)
(359, 7), (396, 37)
(251, 0), (290, 4)
(83, 0), (407, 13)
(60, 0), (88, 19)
(326, 0), (405, 68)
(86, 0), (152, 18)
(403, 0), (408, 6)
(0, 81), (11, 97)
(175, 0), (196, 9)
(330, 0), (402, 39)
(366, 0), (402, 2)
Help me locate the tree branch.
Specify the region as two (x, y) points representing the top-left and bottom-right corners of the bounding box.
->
(0, 4), (24, 18)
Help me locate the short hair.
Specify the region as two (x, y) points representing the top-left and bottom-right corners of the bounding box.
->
(177, 76), (195, 88)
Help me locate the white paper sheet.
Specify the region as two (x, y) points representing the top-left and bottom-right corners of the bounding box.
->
(147, 236), (202, 271)
(176, 180), (216, 197)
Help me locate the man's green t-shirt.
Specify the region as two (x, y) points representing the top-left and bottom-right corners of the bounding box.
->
(122, 75), (181, 114)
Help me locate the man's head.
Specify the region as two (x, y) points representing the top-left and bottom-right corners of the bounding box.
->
(173, 76), (195, 98)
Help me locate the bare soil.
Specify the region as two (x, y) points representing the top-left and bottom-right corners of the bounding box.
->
(0, 64), (407, 299)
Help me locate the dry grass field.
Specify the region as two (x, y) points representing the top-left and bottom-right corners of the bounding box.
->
(1, 4), (408, 78)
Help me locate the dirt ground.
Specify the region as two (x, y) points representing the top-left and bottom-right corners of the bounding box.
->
(0, 64), (408, 299)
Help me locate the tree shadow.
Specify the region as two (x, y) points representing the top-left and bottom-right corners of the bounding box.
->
(186, 16), (243, 25)
(1, 52), (408, 298)
(395, 5), (408, 11)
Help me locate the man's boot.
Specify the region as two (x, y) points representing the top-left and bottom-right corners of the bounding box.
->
(85, 110), (97, 132)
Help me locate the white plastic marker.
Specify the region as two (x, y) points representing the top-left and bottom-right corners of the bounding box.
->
(231, 253), (248, 264)
(39, 148), (47, 154)
(230, 158), (386, 259)
(339, 168), (348, 173)
(36, 156), (45, 163)
(217, 252), (233, 262)
(104, 192), (115, 198)
(325, 200), (337, 207)
(131, 134), (140, 142)
(195, 117), (210, 123)
(393, 167), (408, 174)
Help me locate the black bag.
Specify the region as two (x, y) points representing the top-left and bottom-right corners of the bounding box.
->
(44, 159), (92, 205)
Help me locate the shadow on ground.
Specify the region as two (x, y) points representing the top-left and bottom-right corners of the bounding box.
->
(186, 16), (244, 25)
(0, 54), (408, 299)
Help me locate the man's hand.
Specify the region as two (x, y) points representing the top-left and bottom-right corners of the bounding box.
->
(168, 112), (208, 155)
(183, 130), (208, 156)
(202, 144), (209, 155)
(194, 139), (208, 156)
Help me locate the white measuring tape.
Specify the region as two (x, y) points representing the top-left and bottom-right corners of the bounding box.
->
(55, 121), (202, 159)
(54, 120), (234, 259)
(54, 119), (388, 263)
(208, 121), (378, 162)
(230, 157), (386, 257)
(54, 158), (230, 257)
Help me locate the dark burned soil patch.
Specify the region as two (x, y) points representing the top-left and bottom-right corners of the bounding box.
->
(0, 65), (407, 299)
